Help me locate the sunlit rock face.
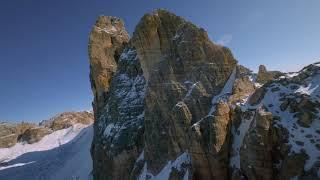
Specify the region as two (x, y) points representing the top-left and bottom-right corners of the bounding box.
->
(89, 9), (320, 180)
(256, 65), (284, 84)
(40, 111), (94, 131)
(131, 10), (237, 179)
(88, 16), (129, 118)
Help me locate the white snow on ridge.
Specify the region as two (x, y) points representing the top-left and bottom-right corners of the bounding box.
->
(139, 152), (191, 180)
(96, 26), (117, 34)
(0, 124), (93, 180)
(260, 83), (320, 171)
(185, 82), (199, 98)
(229, 64), (320, 172)
(209, 67), (237, 115)
(295, 74), (320, 101)
(230, 112), (255, 169)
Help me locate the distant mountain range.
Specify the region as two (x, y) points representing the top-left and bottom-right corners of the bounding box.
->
(0, 111), (93, 180)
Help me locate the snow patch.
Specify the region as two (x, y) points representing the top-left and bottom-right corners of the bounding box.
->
(230, 112), (255, 168)
(260, 82), (320, 170)
(185, 82), (199, 98)
(136, 150), (144, 163)
(0, 161), (35, 171)
(138, 152), (191, 180)
(96, 26), (117, 34)
(209, 67), (237, 115)
(0, 124), (93, 180)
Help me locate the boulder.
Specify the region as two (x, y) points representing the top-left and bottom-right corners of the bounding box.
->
(248, 87), (266, 106)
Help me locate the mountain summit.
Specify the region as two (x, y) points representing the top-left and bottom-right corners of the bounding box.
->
(89, 10), (320, 180)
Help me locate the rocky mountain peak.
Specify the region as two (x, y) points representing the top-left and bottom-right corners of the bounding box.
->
(131, 9), (187, 80)
(89, 10), (320, 180)
(89, 16), (129, 117)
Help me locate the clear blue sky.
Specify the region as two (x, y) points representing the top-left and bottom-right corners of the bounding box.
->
(0, 0), (319, 122)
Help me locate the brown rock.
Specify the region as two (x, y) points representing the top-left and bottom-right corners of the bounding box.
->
(278, 153), (308, 179)
(134, 9), (237, 176)
(240, 108), (274, 180)
(0, 122), (37, 148)
(89, 16), (129, 117)
(229, 76), (255, 105)
(256, 65), (283, 84)
(188, 101), (232, 179)
(18, 127), (52, 144)
(42, 111), (93, 131)
(248, 87), (266, 106)
(131, 9), (186, 80)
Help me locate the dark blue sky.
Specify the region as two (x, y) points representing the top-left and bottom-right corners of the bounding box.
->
(1, 0), (319, 122)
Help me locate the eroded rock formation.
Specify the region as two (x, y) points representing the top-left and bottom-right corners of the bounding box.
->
(256, 65), (284, 84)
(89, 9), (320, 180)
(89, 16), (129, 117)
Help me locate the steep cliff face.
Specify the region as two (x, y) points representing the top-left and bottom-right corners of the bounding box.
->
(90, 47), (146, 180)
(89, 9), (320, 180)
(89, 16), (129, 117)
(132, 10), (237, 179)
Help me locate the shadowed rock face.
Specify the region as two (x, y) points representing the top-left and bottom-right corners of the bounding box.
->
(90, 48), (146, 180)
(89, 9), (320, 180)
(88, 15), (146, 180)
(240, 108), (274, 180)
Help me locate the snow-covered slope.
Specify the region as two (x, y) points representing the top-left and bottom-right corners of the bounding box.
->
(229, 62), (320, 179)
(0, 124), (93, 180)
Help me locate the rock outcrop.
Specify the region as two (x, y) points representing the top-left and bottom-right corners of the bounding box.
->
(88, 9), (320, 180)
(240, 108), (274, 180)
(40, 111), (94, 131)
(256, 65), (284, 84)
(0, 122), (37, 148)
(18, 127), (52, 144)
(88, 14), (146, 180)
(0, 111), (93, 147)
(89, 16), (130, 117)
